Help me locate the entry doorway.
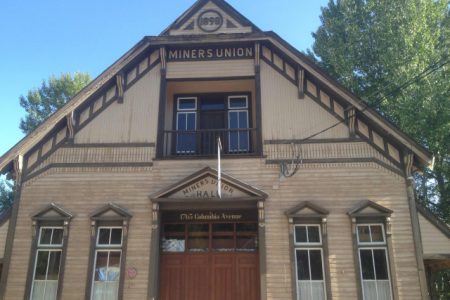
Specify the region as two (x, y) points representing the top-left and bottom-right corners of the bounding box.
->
(159, 214), (260, 300)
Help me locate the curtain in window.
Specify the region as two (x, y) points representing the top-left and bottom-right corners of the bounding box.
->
(31, 280), (58, 300)
(363, 280), (391, 300)
(92, 281), (119, 300)
(297, 281), (326, 300)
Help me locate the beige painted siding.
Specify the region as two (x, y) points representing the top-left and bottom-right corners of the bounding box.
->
(75, 67), (160, 144)
(419, 214), (450, 255)
(260, 61), (349, 141)
(0, 220), (9, 258)
(166, 60), (254, 79)
(5, 157), (422, 299)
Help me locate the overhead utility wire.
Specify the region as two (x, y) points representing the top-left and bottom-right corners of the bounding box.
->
(298, 57), (449, 143)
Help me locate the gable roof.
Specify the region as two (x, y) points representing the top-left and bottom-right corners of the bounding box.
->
(0, 0), (433, 176)
(285, 201), (329, 218)
(150, 166), (268, 201)
(160, 0), (261, 36)
(31, 203), (74, 221)
(417, 204), (450, 239)
(347, 200), (393, 218)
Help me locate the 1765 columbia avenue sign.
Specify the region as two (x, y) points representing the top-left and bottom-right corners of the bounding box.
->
(167, 45), (254, 61)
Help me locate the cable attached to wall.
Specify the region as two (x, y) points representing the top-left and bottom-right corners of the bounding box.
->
(279, 142), (302, 178)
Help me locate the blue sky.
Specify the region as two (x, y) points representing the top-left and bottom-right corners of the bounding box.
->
(0, 0), (328, 156)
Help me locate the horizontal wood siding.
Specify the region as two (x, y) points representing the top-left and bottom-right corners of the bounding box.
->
(75, 67), (160, 144)
(419, 214), (450, 255)
(166, 60), (254, 79)
(5, 157), (423, 299)
(0, 220), (9, 258)
(260, 61), (349, 141)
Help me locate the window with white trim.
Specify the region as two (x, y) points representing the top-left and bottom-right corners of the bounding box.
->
(227, 95), (249, 152)
(294, 225), (326, 300)
(176, 97), (197, 154)
(91, 227), (123, 300)
(357, 224), (392, 300)
(30, 227), (64, 300)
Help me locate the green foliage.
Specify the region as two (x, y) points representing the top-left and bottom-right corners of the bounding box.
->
(19, 72), (91, 134)
(309, 0), (449, 222)
(0, 178), (14, 213)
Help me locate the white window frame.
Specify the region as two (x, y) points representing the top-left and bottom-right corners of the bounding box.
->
(357, 223), (392, 300)
(357, 224), (386, 245)
(91, 227), (124, 300)
(294, 224), (322, 246)
(177, 97), (197, 111)
(30, 226), (64, 300)
(96, 226), (123, 248)
(294, 248), (327, 300)
(293, 224), (326, 300)
(227, 95), (248, 109)
(38, 226), (64, 247)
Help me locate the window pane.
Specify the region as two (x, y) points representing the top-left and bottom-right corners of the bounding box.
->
(229, 97), (247, 108)
(177, 113), (187, 130)
(371, 225), (384, 243)
(98, 228), (110, 245)
(296, 250), (310, 280)
(310, 250), (324, 280)
(295, 226), (307, 243)
(188, 224), (209, 252)
(201, 99), (224, 110)
(374, 249), (389, 280)
(161, 237), (185, 252)
(47, 251), (61, 280)
(236, 236), (257, 251)
(110, 229), (122, 245)
(187, 113), (196, 130)
(95, 252), (109, 281)
(178, 98), (196, 110)
(236, 223), (257, 233)
(40, 228), (52, 245)
(212, 236), (234, 251)
(51, 229), (64, 245)
(34, 251), (49, 280)
(213, 223), (234, 233)
(164, 224), (185, 233)
(360, 250), (375, 280)
(308, 226), (320, 243)
(358, 226), (371, 243)
(108, 252), (121, 281)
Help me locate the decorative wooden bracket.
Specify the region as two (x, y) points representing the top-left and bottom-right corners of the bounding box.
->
(116, 72), (125, 103)
(13, 155), (23, 185)
(258, 201), (265, 227)
(66, 111), (75, 142)
(159, 47), (167, 76)
(254, 42), (260, 73)
(298, 67), (305, 99)
(321, 217), (328, 236)
(348, 108), (356, 137)
(152, 203), (159, 230)
(404, 152), (414, 177)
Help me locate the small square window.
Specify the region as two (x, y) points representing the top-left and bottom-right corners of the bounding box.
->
(39, 227), (64, 246)
(178, 97), (197, 110)
(97, 227), (123, 246)
(294, 225), (321, 245)
(228, 96), (248, 109)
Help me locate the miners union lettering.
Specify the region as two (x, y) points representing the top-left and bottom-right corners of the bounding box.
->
(181, 178), (234, 198)
(168, 47), (253, 61)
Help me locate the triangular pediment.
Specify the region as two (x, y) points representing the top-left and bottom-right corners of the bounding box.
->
(161, 0), (260, 36)
(348, 200), (392, 218)
(285, 201), (329, 219)
(90, 203), (132, 220)
(32, 203), (74, 221)
(151, 167), (267, 201)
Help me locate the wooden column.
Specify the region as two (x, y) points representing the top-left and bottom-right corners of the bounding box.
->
(258, 200), (267, 300)
(254, 42), (263, 156)
(0, 155), (23, 299)
(405, 162), (430, 300)
(148, 203), (161, 300)
(156, 47), (167, 158)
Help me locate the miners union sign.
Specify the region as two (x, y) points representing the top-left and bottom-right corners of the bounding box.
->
(170, 176), (249, 199)
(167, 46), (254, 61)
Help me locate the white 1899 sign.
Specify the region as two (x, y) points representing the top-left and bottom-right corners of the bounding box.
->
(197, 10), (223, 32)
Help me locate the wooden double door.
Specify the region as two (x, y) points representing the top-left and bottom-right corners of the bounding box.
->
(159, 221), (260, 300)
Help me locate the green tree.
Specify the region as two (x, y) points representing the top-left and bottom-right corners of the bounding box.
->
(19, 72), (91, 134)
(308, 0), (449, 222)
(0, 178), (14, 213)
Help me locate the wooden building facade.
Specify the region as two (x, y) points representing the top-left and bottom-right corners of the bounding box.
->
(0, 1), (448, 299)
